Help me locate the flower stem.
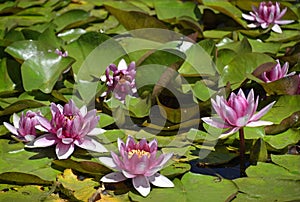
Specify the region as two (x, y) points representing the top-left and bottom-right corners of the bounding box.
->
(239, 127), (246, 177)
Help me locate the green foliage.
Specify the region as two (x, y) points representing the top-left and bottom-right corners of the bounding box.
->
(0, 0), (299, 200)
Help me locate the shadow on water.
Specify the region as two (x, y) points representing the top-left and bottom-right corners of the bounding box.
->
(189, 156), (251, 179)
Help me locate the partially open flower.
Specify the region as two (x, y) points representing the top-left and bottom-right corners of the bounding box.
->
(99, 136), (174, 197)
(4, 111), (40, 142)
(54, 48), (68, 57)
(29, 99), (107, 159)
(102, 59), (137, 101)
(202, 89), (275, 139)
(260, 60), (295, 83)
(242, 1), (294, 33)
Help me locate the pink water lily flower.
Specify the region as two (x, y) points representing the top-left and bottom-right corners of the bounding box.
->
(4, 111), (40, 142)
(28, 99), (107, 159)
(242, 1), (294, 33)
(99, 136), (174, 197)
(101, 59), (137, 101)
(202, 89), (275, 139)
(260, 60), (295, 83)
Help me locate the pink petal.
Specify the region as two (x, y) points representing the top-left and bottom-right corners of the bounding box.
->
(236, 116), (250, 127)
(248, 23), (259, 28)
(261, 22), (269, 29)
(145, 153), (173, 176)
(148, 139), (158, 153)
(132, 175), (151, 197)
(126, 136), (136, 149)
(111, 151), (125, 169)
(98, 157), (119, 170)
(281, 61), (289, 75)
(134, 156), (150, 174)
(32, 134), (58, 147)
(242, 13), (255, 21)
(202, 117), (231, 129)
(24, 135), (36, 142)
(118, 59), (128, 71)
(87, 128), (106, 136)
(276, 7), (287, 20)
(122, 170), (137, 178)
(79, 105), (87, 116)
(75, 137), (107, 152)
(36, 116), (52, 131)
(211, 98), (223, 119)
(271, 24), (282, 33)
(246, 120), (273, 127)
(250, 101), (276, 121)
(117, 138), (125, 153)
(3, 122), (18, 135)
(12, 113), (20, 128)
(218, 127), (240, 139)
(221, 103), (238, 126)
(148, 173), (174, 188)
(275, 20), (294, 25)
(101, 172), (127, 183)
(56, 142), (74, 159)
(62, 138), (74, 144)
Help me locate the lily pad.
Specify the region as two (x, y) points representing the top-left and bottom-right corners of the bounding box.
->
(57, 169), (99, 202)
(0, 139), (60, 182)
(234, 177), (300, 201)
(129, 178), (185, 202)
(181, 172), (238, 202)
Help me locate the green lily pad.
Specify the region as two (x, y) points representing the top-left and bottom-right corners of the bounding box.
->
(202, 0), (247, 27)
(160, 162), (191, 179)
(181, 172), (238, 202)
(179, 43), (216, 76)
(191, 80), (216, 101)
(154, 0), (197, 21)
(125, 95), (151, 118)
(262, 95), (300, 124)
(0, 58), (16, 92)
(0, 139), (60, 182)
(104, 2), (168, 31)
(97, 129), (126, 144)
(57, 169), (99, 202)
(53, 9), (92, 32)
(219, 52), (274, 89)
(21, 52), (75, 93)
(0, 99), (46, 116)
(0, 185), (58, 202)
(264, 129), (300, 150)
(234, 177), (300, 201)
(271, 154), (300, 175)
(53, 159), (111, 177)
(129, 178), (185, 202)
(246, 162), (300, 180)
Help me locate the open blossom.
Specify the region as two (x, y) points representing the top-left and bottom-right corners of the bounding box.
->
(101, 59), (137, 101)
(4, 111), (40, 142)
(260, 60), (295, 83)
(99, 136), (174, 197)
(242, 1), (294, 33)
(28, 99), (107, 159)
(202, 89), (275, 139)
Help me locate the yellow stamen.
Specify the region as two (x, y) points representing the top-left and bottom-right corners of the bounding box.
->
(128, 149), (150, 159)
(65, 115), (75, 120)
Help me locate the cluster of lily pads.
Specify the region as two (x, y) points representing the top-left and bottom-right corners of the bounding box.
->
(0, 0), (300, 201)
